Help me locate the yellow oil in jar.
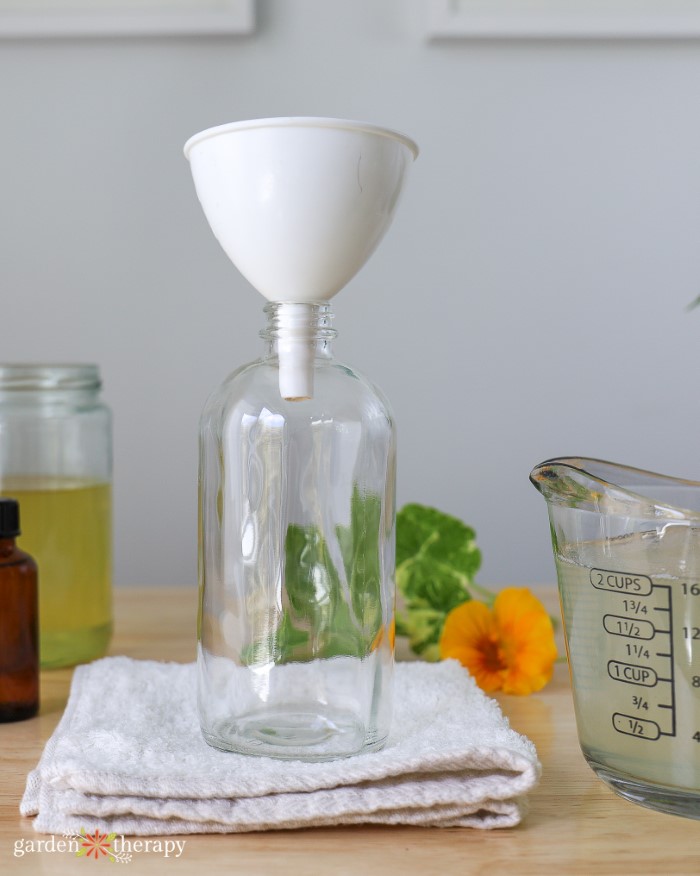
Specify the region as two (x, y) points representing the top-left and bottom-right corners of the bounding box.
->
(0, 478), (112, 668)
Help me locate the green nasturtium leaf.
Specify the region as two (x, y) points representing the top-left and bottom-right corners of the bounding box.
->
(395, 606), (444, 659)
(245, 488), (384, 665)
(395, 503), (483, 660)
(396, 503), (481, 574)
(339, 487), (383, 638)
(284, 524), (341, 622)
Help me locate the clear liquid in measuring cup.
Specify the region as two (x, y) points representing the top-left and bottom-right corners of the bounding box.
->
(556, 527), (700, 817)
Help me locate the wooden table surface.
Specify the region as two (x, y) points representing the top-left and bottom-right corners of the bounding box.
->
(2, 586), (700, 875)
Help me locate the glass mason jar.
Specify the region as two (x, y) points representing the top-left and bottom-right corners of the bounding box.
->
(0, 364), (112, 668)
(198, 303), (396, 760)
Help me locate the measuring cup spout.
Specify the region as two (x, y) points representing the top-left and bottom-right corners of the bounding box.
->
(530, 457), (700, 520)
(530, 457), (600, 508)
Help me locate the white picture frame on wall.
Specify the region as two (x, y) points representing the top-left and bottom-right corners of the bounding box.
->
(0, 0), (254, 38)
(427, 0), (700, 39)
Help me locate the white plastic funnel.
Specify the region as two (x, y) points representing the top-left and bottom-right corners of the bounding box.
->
(184, 117), (418, 399)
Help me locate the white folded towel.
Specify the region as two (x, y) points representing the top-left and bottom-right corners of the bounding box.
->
(21, 657), (540, 834)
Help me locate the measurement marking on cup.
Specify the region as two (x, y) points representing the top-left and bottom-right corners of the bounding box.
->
(603, 615), (655, 639)
(590, 568), (653, 595)
(612, 713), (661, 740)
(608, 660), (658, 686)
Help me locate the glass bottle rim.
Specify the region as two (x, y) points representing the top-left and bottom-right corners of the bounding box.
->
(0, 364), (101, 391)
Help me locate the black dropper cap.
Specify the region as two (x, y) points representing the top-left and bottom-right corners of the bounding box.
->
(0, 498), (20, 538)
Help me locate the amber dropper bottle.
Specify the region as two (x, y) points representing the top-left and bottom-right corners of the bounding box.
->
(0, 498), (39, 722)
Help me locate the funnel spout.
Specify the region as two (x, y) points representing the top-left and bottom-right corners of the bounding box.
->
(278, 336), (315, 401)
(275, 302), (319, 401)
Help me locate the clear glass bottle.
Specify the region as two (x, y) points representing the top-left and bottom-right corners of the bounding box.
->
(0, 365), (112, 668)
(198, 303), (396, 760)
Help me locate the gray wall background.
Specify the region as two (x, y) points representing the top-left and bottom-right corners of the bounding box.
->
(2, 0), (700, 587)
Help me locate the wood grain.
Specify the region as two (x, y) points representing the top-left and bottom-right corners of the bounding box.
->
(1, 586), (699, 875)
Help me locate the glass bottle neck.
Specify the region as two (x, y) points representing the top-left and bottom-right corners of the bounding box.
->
(0, 537), (17, 559)
(260, 303), (337, 401)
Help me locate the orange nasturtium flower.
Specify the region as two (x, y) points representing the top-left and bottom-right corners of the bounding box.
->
(439, 587), (557, 695)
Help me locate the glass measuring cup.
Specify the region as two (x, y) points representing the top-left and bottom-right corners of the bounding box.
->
(531, 458), (700, 818)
